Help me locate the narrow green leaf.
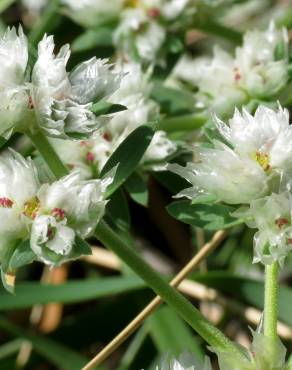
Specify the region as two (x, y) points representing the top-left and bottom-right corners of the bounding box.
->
(0, 0), (15, 13)
(151, 83), (196, 115)
(72, 28), (113, 52)
(101, 125), (155, 197)
(0, 339), (22, 360)
(167, 201), (242, 230)
(9, 240), (36, 270)
(125, 172), (149, 206)
(0, 276), (146, 310)
(148, 306), (204, 360)
(106, 188), (131, 231)
(91, 101), (127, 116)
(0, 316), (89, 370)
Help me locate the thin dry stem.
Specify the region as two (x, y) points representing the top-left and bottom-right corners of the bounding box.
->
(82, 230), (227, 370)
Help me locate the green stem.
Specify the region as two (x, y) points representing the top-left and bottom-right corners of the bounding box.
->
(27, 129), (69, 178)
(157, 114), (207, 133)
(264, 262), (279, 340)
(196, 19), (243, 44)
(27, 129), (247, 360)
(95, 221), (245, 358)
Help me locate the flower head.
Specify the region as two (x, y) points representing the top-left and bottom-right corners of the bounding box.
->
(0, 149), (112, 267)
(51, 61), (176, 176)
(0, 26), (31, 138)
(173, 23), (289, 114)
(32, 35), (122, 139)
(153, 353), (212, 370)
(234, 191), (292, 265)
(169, 105), (292, 205)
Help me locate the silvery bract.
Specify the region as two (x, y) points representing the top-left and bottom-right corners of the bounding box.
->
(32, 35), (122, 139)
(153, 353), (212, 370)
(173, 23), (289, 115)
(0, 27), (30, 138)
(51, 62), (176, 177)
(0, 26), (122, 140)
(0, 149), (112, 267)
(169, 105), (292, 204)
(234, 191), (292, 266)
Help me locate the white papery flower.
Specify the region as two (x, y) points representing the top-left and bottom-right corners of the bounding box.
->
(234, 192), (292, 265)
(169, 105), (292, 204)
(0, 150), (39, 260)
(114, 9), (166, 62)
(32, 35), (122, 139)
(31, 172), (112, 264)
(235, 22), (289, 98)
(0, 150), (112, 266)
(61, 0), (123, 27)
(153, 353), (212, 370)
(51, 62), (176, 175)
(173, 23), (289, 114)
(173, 48), (246, 115)
(0, 26), (31, 138)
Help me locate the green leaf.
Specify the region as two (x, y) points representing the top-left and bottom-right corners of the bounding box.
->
(0, 276), (146, 310)
(72, 28), (113, 52)
(148, 306), (204, 360)
(91, 101), (127, 116)
(100, 125), (155, 197)
(0, 339), (22, 360)
(0, 316), (89, 370)
(157, 114), (207, 133)
(106, 188), (131, 231)
(9, 240), (36, 270)
(125, 172), (149, 207)
(0, 0), (15, 13)
(151, 83), (196, 115)
(191, 194), (218, 205)
(167, 201), (242, 230)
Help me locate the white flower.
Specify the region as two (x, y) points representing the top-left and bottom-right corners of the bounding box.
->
(30, 172), (112, 264)
(51, 62), (176, 174)
(172, 23), (289, 114)
(153, 353), (212, 370)
(0, 26), (31, 138)
(0, 149), (112, 267)
(61, 0), (123, 27)
(0, 150), (39, 260)
(234, 191), (292, 265)
(114, 9), (166, 62)
(173, 48), (246, 115)
(169, 105), (292, 205)
(31, 35), (122, 139)
(235, 22), (289, 98)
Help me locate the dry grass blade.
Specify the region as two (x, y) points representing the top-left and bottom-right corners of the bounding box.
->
(82, 230), (227, 370)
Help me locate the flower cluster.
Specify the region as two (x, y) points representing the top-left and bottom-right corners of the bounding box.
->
(0, 26), (122, 139)
(50, 61), (176, 177)
(152, 353), (212, 370)
(0, 150), (112, 268)
(62, 0), (194, 63)
(170, 105), (292, 265)
(173, 23), (289, 115)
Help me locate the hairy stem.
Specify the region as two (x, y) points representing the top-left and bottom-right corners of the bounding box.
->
(264, 262), (279, 340)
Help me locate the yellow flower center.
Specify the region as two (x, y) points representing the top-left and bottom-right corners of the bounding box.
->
(23, 197), (40, 219)
(253, 151), (271, 172)
(124, 0), (139, 7)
